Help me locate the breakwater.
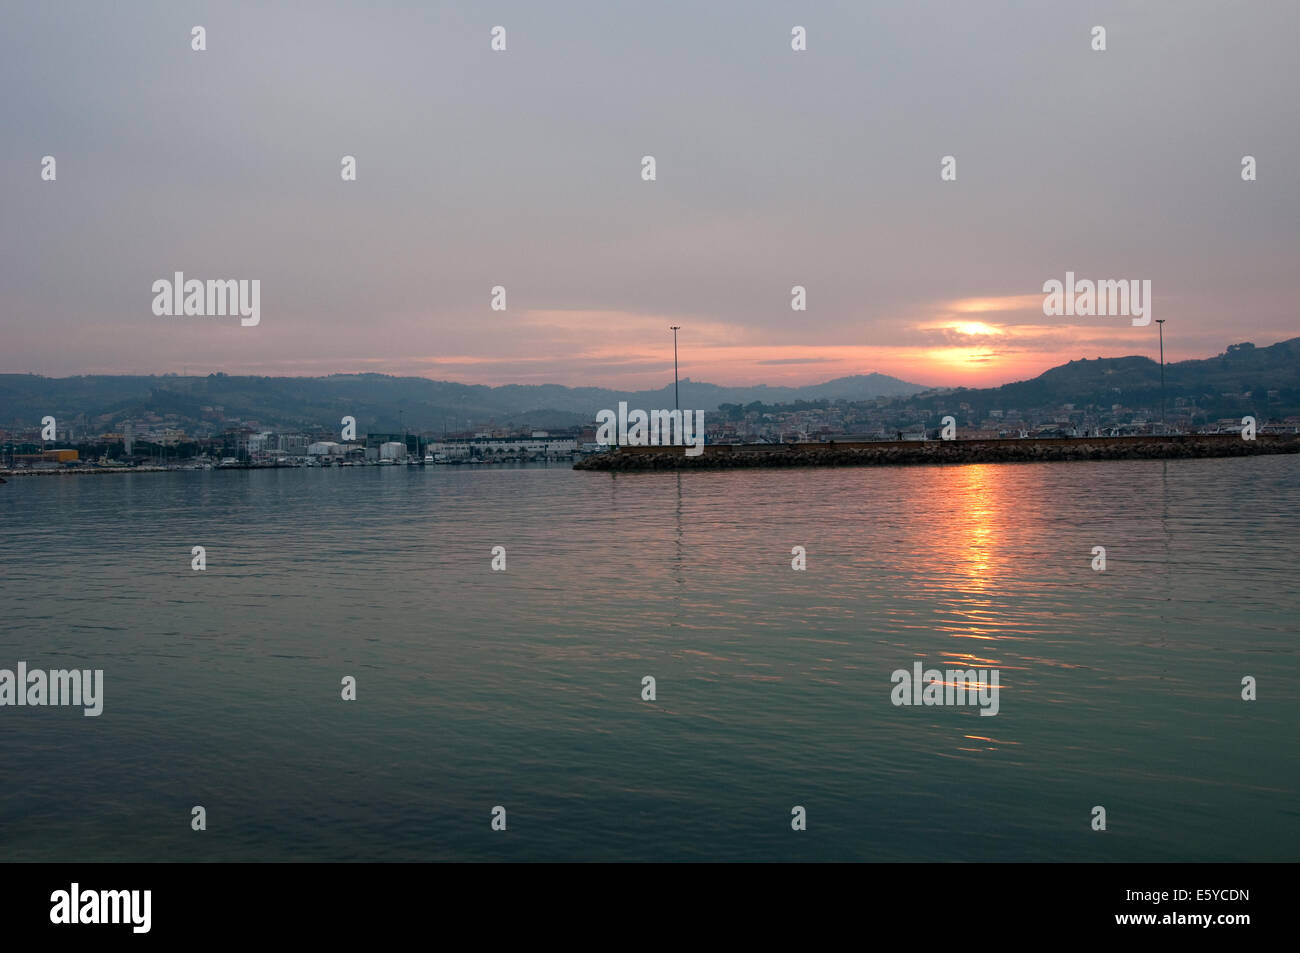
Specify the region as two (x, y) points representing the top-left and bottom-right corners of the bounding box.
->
(0, 465), (171, 478)
(574, 433), (1300, 471)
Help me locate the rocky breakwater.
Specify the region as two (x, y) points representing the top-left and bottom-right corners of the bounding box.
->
(574, 434), (1300, 471)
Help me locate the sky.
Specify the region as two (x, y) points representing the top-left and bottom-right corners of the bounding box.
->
(1, 0), (1296, 390)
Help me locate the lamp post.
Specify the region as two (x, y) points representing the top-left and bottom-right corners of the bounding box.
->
(669, 326), (681, 411)
(1155, 319), (1166, 431)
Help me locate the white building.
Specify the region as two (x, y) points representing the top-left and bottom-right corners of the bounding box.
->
(425, 435), (576, 459)
(307, 441), (340, 456)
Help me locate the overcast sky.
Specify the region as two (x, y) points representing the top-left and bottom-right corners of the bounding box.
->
(1, 0), (1296, 389)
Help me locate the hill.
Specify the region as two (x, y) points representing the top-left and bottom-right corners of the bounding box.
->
(892, 339), (1300, 423)
(0, 371), (923, 434)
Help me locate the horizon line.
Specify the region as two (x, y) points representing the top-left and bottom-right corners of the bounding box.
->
(0, 333), (1291, 394)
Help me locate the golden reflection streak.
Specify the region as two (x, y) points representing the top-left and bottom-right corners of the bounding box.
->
(915, 463), (1001, 597)
(904, 464), (1052, 755)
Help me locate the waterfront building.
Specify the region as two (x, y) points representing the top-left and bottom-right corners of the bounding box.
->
(424, 435), (576, 460)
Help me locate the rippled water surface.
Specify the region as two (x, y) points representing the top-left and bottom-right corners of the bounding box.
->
(1, 456), (1297, 861)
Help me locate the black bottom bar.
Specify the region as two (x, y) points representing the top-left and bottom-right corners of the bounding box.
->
(3, 862), (1277, 940)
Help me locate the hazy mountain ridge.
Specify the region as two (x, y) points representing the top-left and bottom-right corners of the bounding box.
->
(0, 371), (923, 432)
(3, 340), (1295, 432)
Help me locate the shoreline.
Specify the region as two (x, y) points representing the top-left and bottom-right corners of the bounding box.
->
(0, 460), (567, 478)
(1, 466), (175, 478)
(574, 433), (1300, 471)
(6, 434), (1298, 477)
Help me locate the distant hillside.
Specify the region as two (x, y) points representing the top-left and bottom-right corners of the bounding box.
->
(895, 338), (1300, 422)
(0, 370), (923, 434)
(5, 340), (1293, 434)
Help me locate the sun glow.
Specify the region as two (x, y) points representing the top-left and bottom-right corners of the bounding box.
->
(927, 346), (998, 370)
(951, 321), (1003, 337)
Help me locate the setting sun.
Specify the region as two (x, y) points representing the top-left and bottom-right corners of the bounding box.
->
(951, 321), (1004, 337)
